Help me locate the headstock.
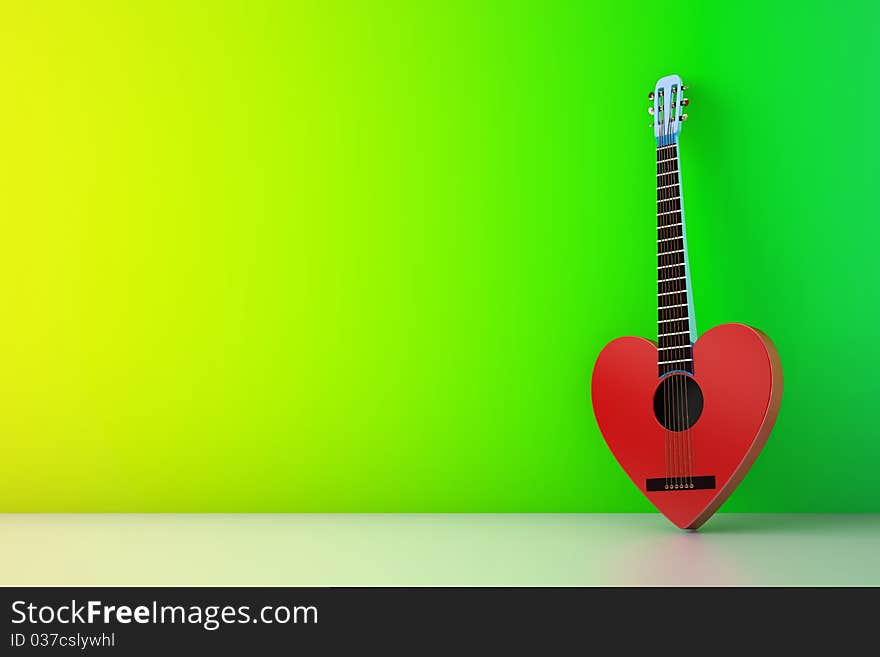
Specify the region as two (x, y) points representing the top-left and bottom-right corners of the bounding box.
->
(649, 75), (689, 146)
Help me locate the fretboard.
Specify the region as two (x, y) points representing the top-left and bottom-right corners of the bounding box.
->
(656, 143), (694, 376)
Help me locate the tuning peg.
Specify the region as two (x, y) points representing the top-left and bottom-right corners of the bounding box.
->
(648, 91), (655, 100)
(680, 98), (689, 107)
(648, 107), (654, 115)
(681, 85), (689, 91)
(679, 114), (688, 121)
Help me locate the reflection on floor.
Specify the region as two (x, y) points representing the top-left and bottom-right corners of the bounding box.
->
(2, 514), (878, 586)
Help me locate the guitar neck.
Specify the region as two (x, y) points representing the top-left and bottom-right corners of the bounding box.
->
(656, 142), (695, 376)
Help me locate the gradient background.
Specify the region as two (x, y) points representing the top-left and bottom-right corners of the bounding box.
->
(1, 1), (877, 512)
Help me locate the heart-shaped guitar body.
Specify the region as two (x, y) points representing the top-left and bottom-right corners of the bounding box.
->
(591, 323), (782, 529)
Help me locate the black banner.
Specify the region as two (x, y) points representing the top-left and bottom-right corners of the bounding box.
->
(0, 587), (875, 653)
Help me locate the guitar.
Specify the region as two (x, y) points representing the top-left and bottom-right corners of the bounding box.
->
(591, 75), (783, 530)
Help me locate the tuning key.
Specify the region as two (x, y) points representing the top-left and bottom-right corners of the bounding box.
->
(679, 114), (688, 121)
(680, 98), (690, 107)
(648, 91), (655, 100)
(648, 107), (654, 115)
(681, 85), (689, 91)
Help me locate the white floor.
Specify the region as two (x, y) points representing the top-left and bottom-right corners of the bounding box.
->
(2, 514), (878, 586)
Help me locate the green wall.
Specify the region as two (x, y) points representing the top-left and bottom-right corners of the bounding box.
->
(1, 1), (877, 511)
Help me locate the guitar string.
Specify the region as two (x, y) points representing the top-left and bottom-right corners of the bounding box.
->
(665, 95), (685, 492)
(676, 97), (687, 490)
(662, 104), (675, 489)
(683, 83), (695, 490)
(669, 99), (683, 491)
(671, 84), (691, 490)
(656, 88), (668, 490)
(659, 94), (671, 491)
(663, 95), (682, 491)
(656, 139), (671, 490)
(683, 96), (694, 490)
(676, 82), (693, 490)
(662, 93), (676, 491)
(670, 103), (682, 491)
(674, 105), (684, 491)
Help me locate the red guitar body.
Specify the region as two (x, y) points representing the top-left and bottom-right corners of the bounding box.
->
(592, 323), (783, 529)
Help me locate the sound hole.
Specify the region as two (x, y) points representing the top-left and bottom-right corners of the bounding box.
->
(653, 374), (703, 431)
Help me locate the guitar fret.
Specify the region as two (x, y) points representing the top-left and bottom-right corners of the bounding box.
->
(658, 249), (683, 255)
(659, 303), (688, 309)
(658, 317), (689, 323)
(659, 338), (690, 345)
(658, 227), (683, 239)
(659, 330), (690, 336)
(657, 157), (677, 163)
(657, 211), (679, 216)
(659, 339), (691, 348)
(658, 263), (684, 269)
(658, 358), (694, 365)
(656, 183), (679, 190)
(656, 196), (681, 202)
(658, 284), (686, 295)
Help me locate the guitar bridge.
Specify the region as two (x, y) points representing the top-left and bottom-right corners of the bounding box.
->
(646, 476), (716, 491)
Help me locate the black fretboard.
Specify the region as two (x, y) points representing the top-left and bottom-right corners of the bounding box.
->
(656, 143), (693, 376)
